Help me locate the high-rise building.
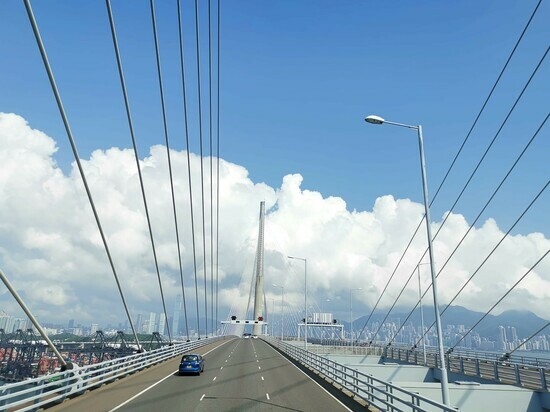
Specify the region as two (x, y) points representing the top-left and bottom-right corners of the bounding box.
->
(68, 319), (75, 329)
(148, 312), (156, 334)
(90, 324), (99, 335)
(136, 314), (143, 333)
(158, 313), (166, 335)
(498, 326), (507, 351)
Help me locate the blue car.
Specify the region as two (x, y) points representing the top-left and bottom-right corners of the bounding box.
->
(179, 354), (204, 375)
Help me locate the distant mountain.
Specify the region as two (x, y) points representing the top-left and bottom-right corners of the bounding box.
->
(347, 305), (548, 340)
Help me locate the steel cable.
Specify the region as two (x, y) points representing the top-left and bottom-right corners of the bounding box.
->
(107, 0), (190, 342)
(355, 1), (544, 342)
(360, 45), (549, 344)
(450, 246), (550, 351)
(215, 0), (221, 336)
(386, 112), (549, 347)
(177, 0), (201, 340)
(23, 0), (141, 348)
(194, 0), (209, 338)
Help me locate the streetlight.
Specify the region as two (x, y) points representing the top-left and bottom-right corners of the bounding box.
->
(417, 262), (430, 366)
(273, 284), (284, 341)
(364, 115), (450, 406)
(270, 298), (275, 337)
(288, 256), (308, 351)
(350, 288), (362, 352)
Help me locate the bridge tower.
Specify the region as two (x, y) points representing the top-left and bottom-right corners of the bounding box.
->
(252, 201), (266, 336)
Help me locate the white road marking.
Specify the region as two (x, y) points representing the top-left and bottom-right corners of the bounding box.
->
(261, 376), (264, 381)
(213, 376), (217, 381)
(109, 340), (232, 412)
(258, 366), (261, 370)
(220, 366), (223, 370)
(266, 393), (270, 400)
(200, 394), (206, 401)
(256, 360), (259, 363)
(264, 342), (353, 412)
(225, 359), (228, 362)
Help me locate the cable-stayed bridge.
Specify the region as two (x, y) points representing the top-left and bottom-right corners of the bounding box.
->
(1, 0), (549, 411)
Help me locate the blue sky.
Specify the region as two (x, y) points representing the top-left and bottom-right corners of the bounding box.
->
(1, 0), (548, 236)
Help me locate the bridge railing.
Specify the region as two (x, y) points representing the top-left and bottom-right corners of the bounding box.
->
(265, 337), (458, 412)
(0, 336), (224, 412)
(382, 345), (549, 391)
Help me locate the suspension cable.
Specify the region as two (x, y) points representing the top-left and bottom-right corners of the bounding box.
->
(406, 174), (550, 349)
(177, 0), (201, 340)
(388, 112), (549, 347)
(194, 0), (209, 338)
(148, 0), (180, 344)
(451, 247), (550, 352)
(362, 45), (549, 344)
(107, 0), (186, 343)
(215, 0), (221, 335)
(23, 0), (141, 349)
(208, 0), (214, 336)
(356, 2), (544, 341)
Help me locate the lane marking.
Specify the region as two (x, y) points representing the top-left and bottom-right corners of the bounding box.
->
(256, 360), (259, 363)
(109, 339), (232, 412)
(263, 340), (353, 412)
(261, 376), (264, 381)
(266, 393), (270, 400)
(213, 376), (217, 381)
(258, 366), (261, 370)
(200, 394), (205, 401)
(225, 359), (228, 362)
(220, 366), (223, 370)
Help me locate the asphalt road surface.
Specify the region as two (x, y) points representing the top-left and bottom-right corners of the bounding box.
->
(50, 338), (352, 411)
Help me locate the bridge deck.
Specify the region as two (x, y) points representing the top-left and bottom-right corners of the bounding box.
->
(48, 338), (351, 411)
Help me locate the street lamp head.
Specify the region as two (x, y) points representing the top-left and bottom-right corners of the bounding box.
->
(365, 115), (385, 125)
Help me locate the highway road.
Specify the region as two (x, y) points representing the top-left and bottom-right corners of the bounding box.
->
(49, 338), (353, 411)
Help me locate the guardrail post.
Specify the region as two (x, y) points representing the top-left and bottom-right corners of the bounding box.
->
(476, 358), (481, 377)
(540, 368), (547, 391)
(460, 357), (465, 374)
(0, 386), (12, 409)
(515, 364), (521, 386)
(494, 361), (499, 381)
(412, 392), (421, 412)
(31, 379), (46, 411)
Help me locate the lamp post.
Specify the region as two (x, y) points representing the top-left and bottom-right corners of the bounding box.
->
(364, 115), (450, 406)
(288, 256), (308, 351)
(350, 288), (362, 352)
(273, 284), (284, 341)
(417, 262), (430, 366)
(270, 298), (275, 337)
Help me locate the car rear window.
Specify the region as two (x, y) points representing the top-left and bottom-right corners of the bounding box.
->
(182, 355), (198, 362)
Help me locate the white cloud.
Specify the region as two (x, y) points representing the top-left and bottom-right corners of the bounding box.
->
(0, 112), (548, 330)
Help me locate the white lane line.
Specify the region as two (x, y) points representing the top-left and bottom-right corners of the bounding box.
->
(225, 359), (228, 362)
(109, 340), (232, 412)
(220, 366), (223, 370)
(200, 394), (206, 401)
(258, 366), (261, 370)
(266, 393), (270, 400)
(264, 341), (353, 412)
(261, 376), (264, 381)
(213, 376), (217, 381)
(256, 360), (259, 363)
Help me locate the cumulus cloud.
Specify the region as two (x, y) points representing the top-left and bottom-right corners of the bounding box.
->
(0, 112), (548, 329)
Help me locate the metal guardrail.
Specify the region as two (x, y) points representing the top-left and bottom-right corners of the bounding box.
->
(265, 337), (458, 412)
(383, 345), (549, 392)
(0, 336), (224, 412)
